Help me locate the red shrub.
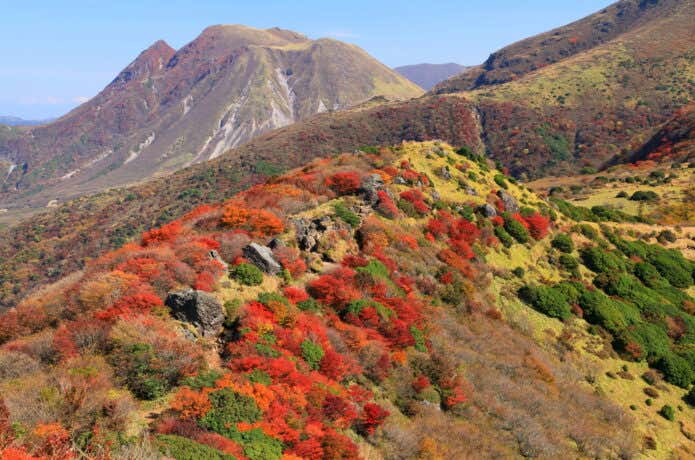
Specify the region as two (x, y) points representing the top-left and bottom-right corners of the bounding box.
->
(308, 268), (360, 309)
(376, 191), (399, 218)
(326, 171), (361, 194)
(412, 375), (431, 392)
(358, 403), (390, 435)
(142, 221), (183, 246)
(400, 189), (430, 214)
(194, 272), (217, 292)
(283, 286), (310, 304)
(523, 213), (550, 240)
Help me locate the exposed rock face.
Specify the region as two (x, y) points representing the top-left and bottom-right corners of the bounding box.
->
(479, 203), (498, 217)
(165, 289), (224, 337)
(361, 174), (385, 205)
(497, 190), (519, 214)
(436, 166), (452, 180)
(294, 217), (332, 252)
(243, 243), (282, 274)
(292, 217), (356, 263)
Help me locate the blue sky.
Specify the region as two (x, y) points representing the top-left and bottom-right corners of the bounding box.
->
(1, 0), (613, 119)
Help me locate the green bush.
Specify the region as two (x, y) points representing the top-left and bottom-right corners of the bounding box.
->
(551, 234), (574, 253)
(558, 254), (579, 271)
(658, 404), (675, 421)
(356, 260), (390, 279)
(494, 225), (514, 248)
(629, 190), (658, 201)
(155, 434), (236, 460)
(655, 354), (694, 388)
(297, 298), (322, 312)
(578, 289), (638, 334)
(182, 370), (222, 390)
(576, 224), (598, 240)
(503, 215), (530, 244)
(231, 263), (264, 286)
(301, 339), (325, 370)
(512, 267), (525, 278)
(200, 388), (262, 434)
(518, 285), (572, 320)
(580, 246), (626, 274)
(114, 343), (169, 400)
(493, 174), (508, 189)
(236, 428), (283, 460)
(411, 326), (427, 352)
(685, 386), (695, 407)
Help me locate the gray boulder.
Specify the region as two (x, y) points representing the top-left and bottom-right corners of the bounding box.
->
(166, 290), (224, 337)
(243, 243), (282, 274)
(497, 190), (520, 214)
(436, 166), (452, 180)
(361, 174), (385, 205)
(479, 203), (498, 217)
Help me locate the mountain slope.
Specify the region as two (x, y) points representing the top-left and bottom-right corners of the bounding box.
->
(9, 141), (692, 458)
(432, 0), (687, 93)
(441, 0), (695, 178)
(395, 63), (470, 90)
(2, 142), (693, 458)
(0, 25), (422, 209)
(0, 95), (482, 308)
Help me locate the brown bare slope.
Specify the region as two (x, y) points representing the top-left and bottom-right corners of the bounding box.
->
(0, 25), (422, 211)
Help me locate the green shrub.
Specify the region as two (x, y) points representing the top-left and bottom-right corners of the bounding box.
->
(551, 234), (574, 253)
(620, 323), (672, 360)
(578, 289), (638, 334)
(494, 225), (514, 248)
(257, 292), (289, 306)
(201, 388), (262, 434)
(630, 190), (659, 201)
(182, 370), (222, 390)
(503, 215), (530, 244)
(512, 267), (525, 278)
(659, 404), (675, 421)
(114, 343), (169, 400)
(410, 326), (427, 352)
(580, 247), (626, 273)
(301, 339), (325, 370)
(297, 298), (322, 312)
(655, 354), (694, 388)
(155, 434), (236, 460)
(576, 224), (598, 240)
(685, 386), (695, 407)
(231, 263), (263, 286)
(236, 428), (282, 460)
(558, 254), (579, 270)
(494, 174), (508, 189)
(356, 260), (390, 279)
(246, 369), (272, 385)
(518, 285), (572, 320)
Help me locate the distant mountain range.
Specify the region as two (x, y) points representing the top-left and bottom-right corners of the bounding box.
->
(0, 25), (421, 208)
(0, 116), (52, 126)
(394, 63), (470, 90)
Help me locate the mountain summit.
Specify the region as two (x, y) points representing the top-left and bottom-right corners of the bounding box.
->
(0, 25), (422, 209)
